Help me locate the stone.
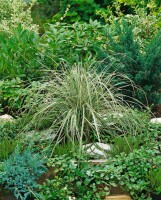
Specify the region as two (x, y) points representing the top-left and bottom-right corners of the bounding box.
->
(105, 195), (132, 200)
(0, 114), (14, 122)
(26, 128), (56, 141)
(83, 142), (111, 158)
(150, 118), (161, 124)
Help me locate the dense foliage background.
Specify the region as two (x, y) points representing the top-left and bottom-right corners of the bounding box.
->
(0, 1), (161, 200)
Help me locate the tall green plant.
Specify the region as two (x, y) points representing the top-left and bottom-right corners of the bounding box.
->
(0, 26), (41, 80)
(25, 66), (143, 154)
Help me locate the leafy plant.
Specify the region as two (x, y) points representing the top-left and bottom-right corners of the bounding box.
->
(0, 0), (38, 34)
(0, 78), (26, 113)
(0, 26), (42, 80)
(105, 146), (161, 200)
(0, 147), (47, 200)
(42, 20), (106, 65)
(38, 146), (161, 200)
(38, 154), (111, 200)
(38, 177), (73, 200)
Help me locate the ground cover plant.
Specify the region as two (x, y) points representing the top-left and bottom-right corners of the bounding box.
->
(37, 145), (161, 200)
(0, 147), (47, 200)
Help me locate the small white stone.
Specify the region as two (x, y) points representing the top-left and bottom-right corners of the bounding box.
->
(83, 142), (111, 158)
(150, 118), (161, 124)
(0, 114), (13, 122)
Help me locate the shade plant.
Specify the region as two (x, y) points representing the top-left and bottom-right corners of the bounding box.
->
(38, 144), (161, 200)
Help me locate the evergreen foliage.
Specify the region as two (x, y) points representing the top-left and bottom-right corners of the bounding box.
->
(0, 147), (47, 200)
(98, 21), (161, 106)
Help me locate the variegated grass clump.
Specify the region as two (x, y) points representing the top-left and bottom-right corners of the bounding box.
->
(26, 66), (144, 153)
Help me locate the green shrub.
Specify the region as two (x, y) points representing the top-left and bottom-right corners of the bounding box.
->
(98, 21), (161, 106)
(0, 121), (20, 139)
(0, 147), (47, 200)
(0, 26), (42, 80)
(0, 0), (38, 34)
(51, 0), (102, 23)
(97, 5), (160, 44)
(42, 20), (106, 65)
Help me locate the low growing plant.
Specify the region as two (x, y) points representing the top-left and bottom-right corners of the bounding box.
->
(107, 146), (161, 200)
(38, 145), (161, 200)
(0, 147), (47, 200)
(38, 154), (111, 200)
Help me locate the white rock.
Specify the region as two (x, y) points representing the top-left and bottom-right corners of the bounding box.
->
(150, 118), (161, 124)
(26, 128), (56, 141)
(83, 142), (111, 158)
(0, 114), (13, 122)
